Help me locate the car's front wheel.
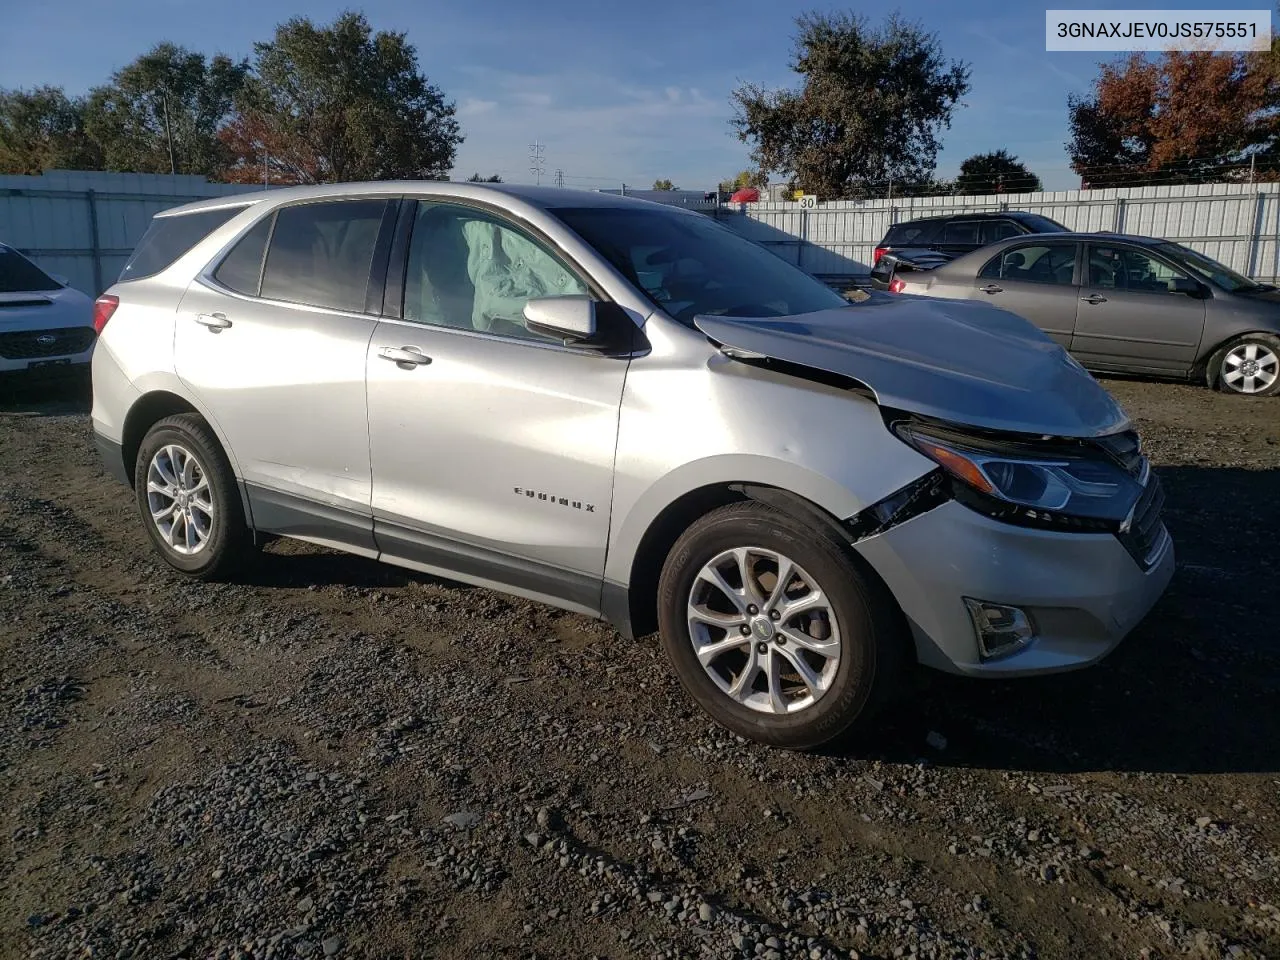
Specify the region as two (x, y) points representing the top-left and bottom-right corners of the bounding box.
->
(133, 414), (249, 578)
(657, 502), (906, 750)
(1211, 333), (1280, 397)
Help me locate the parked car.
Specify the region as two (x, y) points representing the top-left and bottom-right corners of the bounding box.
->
(895, 232), (1280, 396)
(90, 184), (1173, 749)
(0, 243), (96, 379)
(870, 211), (1068, 289)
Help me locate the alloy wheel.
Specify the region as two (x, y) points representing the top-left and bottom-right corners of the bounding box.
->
(686, 546), (841, 714)
(146, 443), (214, 555)
(1222, 342), (1280, 394)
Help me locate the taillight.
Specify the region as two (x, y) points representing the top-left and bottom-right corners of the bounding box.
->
(873, 246), (888, 265)
(888, 278), (906, 294)
(93, 295), (119, 334)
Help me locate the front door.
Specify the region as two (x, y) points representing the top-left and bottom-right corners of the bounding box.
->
(1071, 243), (1207, 372)
(969, 240), (1081, 348)
(175, 198), (396, 551)
(365, 200), (632, 614)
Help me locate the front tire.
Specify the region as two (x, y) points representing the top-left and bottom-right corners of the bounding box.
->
(1211, 334), (1280, 397)
(133, 414), (249, 579)
(657, 502), (906, 750)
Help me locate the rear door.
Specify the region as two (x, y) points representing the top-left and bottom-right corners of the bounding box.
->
(1071, 242), (1207, 372)
(175, 197), (398, 551)
(967, 240), (1081, 348)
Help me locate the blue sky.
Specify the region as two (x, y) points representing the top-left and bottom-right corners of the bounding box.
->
(0, 0), (1256, 191)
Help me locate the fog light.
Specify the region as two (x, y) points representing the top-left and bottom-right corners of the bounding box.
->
(962, 598), (1036, 661)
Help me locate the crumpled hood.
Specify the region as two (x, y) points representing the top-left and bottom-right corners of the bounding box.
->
(695, 296), (1129, 438)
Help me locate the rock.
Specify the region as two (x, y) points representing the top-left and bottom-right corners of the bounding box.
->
(1196, 816), (1214, 828)
(646, 891), (664, 903)
(321, 936), (343, 957)
(1040, 865), (1058, 882)
(443, 811), (481, 829)
(296, 896), (314, 914)
(925, 730), (947, 751)
(699, 903), (715, 922)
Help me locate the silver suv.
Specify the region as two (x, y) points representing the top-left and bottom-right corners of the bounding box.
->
(91, 183), (1174, 749)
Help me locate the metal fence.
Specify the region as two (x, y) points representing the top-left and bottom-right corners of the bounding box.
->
(5, 171), (1280, 295)
(700, 181), (1280, 283)
(0, 170), (261, 295)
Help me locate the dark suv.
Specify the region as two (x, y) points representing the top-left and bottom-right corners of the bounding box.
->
(870, 211), (1068, 289)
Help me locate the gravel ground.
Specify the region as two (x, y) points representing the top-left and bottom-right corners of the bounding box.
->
(1, 373), (1278, 960)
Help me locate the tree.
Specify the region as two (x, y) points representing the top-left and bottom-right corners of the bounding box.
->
(0, 86), (100, 174)
(652, 178), (676, 190)
(717, 169), (768, 193)
(1067, 51), (1280, 187)
(467, 172), (503, 182)
(955, 150), (1042, 194)
(731, 11), (969, 200)
(83, 43), (247, 176)
(221, 12), (462, 184)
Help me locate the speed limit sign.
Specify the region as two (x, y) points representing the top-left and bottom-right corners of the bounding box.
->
(798, 194), (818, 208)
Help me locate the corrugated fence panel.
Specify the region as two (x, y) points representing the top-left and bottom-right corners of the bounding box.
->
(707, 181), (1280, 281)
(0, 170), (265, 294)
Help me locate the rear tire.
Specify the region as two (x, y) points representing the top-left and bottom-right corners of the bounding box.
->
(133, 414), (250, 579)
(1210, 333), (1280, 397)
(657, 501), (906, 750)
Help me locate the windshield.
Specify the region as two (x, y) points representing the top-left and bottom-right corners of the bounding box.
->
(0, 245), (61, 293)
(550, 206), (850, 324)
(1157, 242), (1260, 292)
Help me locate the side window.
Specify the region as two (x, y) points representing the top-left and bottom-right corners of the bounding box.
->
(403, 203), (588, 342)
(984, 220), (1024, 243)
(883, 224), (924, 245)
(1088, 245), (1189, 294)
(259, 200), (389, 312)
(984, 243), (1077, 285)
(942, 221), (983, 245)
(120, 206), (246, 282)
(213, 214), (274, 296)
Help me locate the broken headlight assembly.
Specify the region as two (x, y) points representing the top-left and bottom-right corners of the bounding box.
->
(889, 416), (1146, 533)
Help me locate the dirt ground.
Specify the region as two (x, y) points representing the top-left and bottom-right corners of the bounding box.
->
(1, 372), (1278, 960)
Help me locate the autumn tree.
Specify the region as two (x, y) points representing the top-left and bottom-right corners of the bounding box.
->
(731, 12), (969, 200)
(652, 178), (676, 190)
(222, 12), (461, 184)
(1068, 51), (1280, 186)
(955, 150), (1042, 194)
(0, 86), (100, 174)
(718, 169), (768, 192)
(83, 43), (248, 176)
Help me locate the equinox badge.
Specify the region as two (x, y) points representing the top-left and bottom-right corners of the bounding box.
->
(514, 487), (595, 512)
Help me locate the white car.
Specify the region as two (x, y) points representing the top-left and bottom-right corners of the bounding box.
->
(0, 243), (96, 378)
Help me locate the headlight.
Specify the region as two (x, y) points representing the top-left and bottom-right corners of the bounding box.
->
(892, 419), (1144, 528)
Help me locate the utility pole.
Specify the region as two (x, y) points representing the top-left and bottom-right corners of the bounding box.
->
(529, 141), (546, 186)
(554, 168), (564, 189)
(161, 92), (176, 175)
(1250, 154), (1257, 184)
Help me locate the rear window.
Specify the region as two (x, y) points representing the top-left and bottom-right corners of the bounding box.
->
(213, 214), (275, 297)
(0, 245), (60, 293)
(259, 200), (389, 313)
(119, 206), (246, 282)
(942, 221), (982, 244)
(883, 223), (929, 245)
(1014, 214), (1069, 233)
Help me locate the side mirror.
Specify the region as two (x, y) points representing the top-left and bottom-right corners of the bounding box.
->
(523, 296), (597, 344)
(1170, 277), (1205, 297)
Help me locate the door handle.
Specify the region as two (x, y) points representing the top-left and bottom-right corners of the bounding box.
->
(1080, 294), (1108, 305)
(194, 312), (232, 330)
(979, 284), (1003, 294)
(378, 345), (433, 367)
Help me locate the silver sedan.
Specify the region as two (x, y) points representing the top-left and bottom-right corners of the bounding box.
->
(895, 232), (1280, 396)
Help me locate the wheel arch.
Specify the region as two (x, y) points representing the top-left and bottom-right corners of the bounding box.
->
(607, 479), (909, 649)
(1201, 329), (1280, 389)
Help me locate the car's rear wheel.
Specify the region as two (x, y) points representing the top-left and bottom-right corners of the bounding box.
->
(1211, 334), (1280, 397)
(657, 501), (906, 750)
(133, 414), (249, 578)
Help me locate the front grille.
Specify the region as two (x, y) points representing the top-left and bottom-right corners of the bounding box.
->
(0, 327), (95, 359)
(1093, 429), (1145, 478)
(1118, 473), (1167, 568)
